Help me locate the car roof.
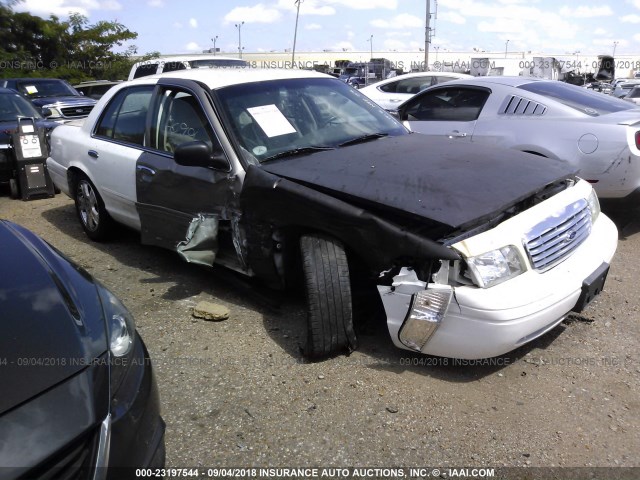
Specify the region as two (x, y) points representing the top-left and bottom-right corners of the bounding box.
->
(132, 55), (244, 65)
(433, 75), (552, 88)
(0, 87), (19, 94)
(2, 78), (70, 82)
(131, 68), (332, 90)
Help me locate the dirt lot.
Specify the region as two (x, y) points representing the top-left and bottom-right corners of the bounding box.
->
(1, 190), (639, 472)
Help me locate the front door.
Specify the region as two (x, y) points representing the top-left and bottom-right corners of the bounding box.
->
(400, 86), (490, 142)
(136, 81), (234, 266)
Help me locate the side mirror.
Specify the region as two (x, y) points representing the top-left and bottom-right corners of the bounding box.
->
(174, 140), (230, 170)
(41, 108), (53, 118)
(387, 110), (400, 120)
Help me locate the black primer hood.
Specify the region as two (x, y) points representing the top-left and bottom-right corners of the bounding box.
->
(260, 134), (576, 229)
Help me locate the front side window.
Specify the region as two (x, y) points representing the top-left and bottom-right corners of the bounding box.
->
(94, 86), (153, 146)
(150, 88), (217, 154)
(403, 87), (490, 122)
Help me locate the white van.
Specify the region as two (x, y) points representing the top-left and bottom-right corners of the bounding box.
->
(128, 55), (248, 80)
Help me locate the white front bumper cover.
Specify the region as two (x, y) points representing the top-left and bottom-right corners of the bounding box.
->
(378, 181), (618, 359)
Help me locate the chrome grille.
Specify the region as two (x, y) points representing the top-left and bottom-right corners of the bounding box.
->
(524, 199), (591, 271)
(60, 105), (94, 118)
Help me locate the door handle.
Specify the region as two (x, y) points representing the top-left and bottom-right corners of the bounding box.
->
(88, 150), (99, 158)
(136, 165), (156, 176)
(448, 131), (467, 138)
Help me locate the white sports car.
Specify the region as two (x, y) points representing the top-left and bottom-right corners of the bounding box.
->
(395, 76), (640, 203)
(360, 71), (472, 110)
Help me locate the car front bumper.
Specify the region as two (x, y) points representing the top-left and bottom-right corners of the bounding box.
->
(379, 189), (618, 359)
(106, 335), (166, 479)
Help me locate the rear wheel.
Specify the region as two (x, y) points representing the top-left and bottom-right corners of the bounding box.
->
(75, 174), (111, 241)
(300, 234), (357, 359)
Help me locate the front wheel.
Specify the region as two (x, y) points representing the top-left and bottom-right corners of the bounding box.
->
(300, 234), (357, 359)
(75, 175), (111, 241)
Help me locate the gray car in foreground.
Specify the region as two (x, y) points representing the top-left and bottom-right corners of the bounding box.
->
(395, 76), (640, 203)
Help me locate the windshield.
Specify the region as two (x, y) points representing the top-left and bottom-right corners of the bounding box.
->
(0, 92), (42, 121)
(518, 81), (633, 116)
(214, 77), (407, 163)
(16, 79), (79, 99)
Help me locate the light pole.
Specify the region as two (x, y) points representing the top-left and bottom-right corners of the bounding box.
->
(424, 0), (431, 71)
(434, 45), (439, 63)
(292, 0), (303, 65)
(367, 34), (373, 60)
(613, 41), (619, 57)
(211, 35), (218, 55)
(235, 21), (244, 59)
(504, 39), (509, 58)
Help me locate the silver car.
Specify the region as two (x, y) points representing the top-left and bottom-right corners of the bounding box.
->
(395, 76), (640, 203)
(360, 72), (472, 110)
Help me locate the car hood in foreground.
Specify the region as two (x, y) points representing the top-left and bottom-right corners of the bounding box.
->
(0, 221), (107, 415)
(260, 134), (576, 229)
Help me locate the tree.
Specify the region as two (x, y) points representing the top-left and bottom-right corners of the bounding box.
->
(0, 1), (143, 82)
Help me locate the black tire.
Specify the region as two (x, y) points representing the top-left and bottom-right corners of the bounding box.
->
(74, 174), (112, 241)
(300, 234), (357, 359)
(9, 178), (19, 199)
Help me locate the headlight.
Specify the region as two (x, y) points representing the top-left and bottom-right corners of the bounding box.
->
(97, 282), (137, 395)
(586, 188), (600, 224)
(43, 105), (63, 118)
(466, 245), (525, 288)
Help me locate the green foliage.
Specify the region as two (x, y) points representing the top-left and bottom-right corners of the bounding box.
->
(0, 1), (147, 83)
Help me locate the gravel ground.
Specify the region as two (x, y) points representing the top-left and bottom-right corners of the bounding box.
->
(1, 190), (639, 473)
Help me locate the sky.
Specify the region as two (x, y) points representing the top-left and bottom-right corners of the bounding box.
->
(13, 0), (640, 57)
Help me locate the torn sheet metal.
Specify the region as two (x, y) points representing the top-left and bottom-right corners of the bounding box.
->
(176, 214), (219, 266)
(240, 165), (460, 275)
(230, 213), (248, 269)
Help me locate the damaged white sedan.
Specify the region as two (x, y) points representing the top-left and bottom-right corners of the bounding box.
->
(47, 68), (618, 360)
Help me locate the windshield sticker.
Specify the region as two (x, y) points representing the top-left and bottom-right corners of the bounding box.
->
(252, 145), (267, 156)
(25, 85), (38, 94)
(247, 104), (296, 138)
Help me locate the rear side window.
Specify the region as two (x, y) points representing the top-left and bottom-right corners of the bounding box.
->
(94, 86), (154, 146)
(380, 76), (435, 94)
(518, 81), (632, 116)
(162, 61), (187, 73)
(133, 63), (159, 79)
